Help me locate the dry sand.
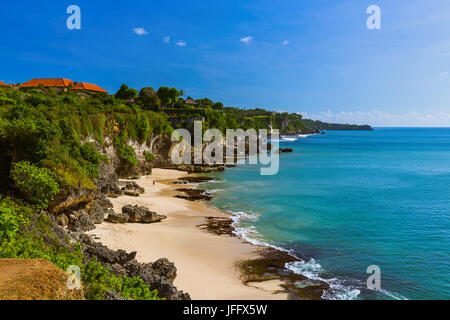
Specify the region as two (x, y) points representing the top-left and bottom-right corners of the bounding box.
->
(88, 168), (288, 300)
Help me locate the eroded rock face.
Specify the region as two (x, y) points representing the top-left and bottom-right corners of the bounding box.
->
(68, 214), (95, 232)
(122, 205), (167, 223)
(48, 188), (96, 215)
(53, 190), (113, 230)
(94, 192), (114, 209)
(101, 182), (123, 198)
(78, 234), (190, 300)
(151, 258), (177, 283)
(88, 201), (106, 224)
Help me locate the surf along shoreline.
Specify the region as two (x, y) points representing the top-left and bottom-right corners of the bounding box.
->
(88, 168), (329, 300)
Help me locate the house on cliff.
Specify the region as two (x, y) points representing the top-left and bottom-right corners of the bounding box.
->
(18, 78), (108, 93)
(0, 81), (14, 88)
(71, 82), (108, 93)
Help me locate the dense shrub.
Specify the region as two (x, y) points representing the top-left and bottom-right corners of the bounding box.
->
(79, 142), (108, 178)
(81, 260), (161, 300)
(0, 197), (32, 240)
(11, 161), (59, 208)
(113, 135), (138, 167)
(0, 196), (160, 300)
(143, 151), (155, 162)
(0, 197), (82, 269)
(115, 84), (138, 100)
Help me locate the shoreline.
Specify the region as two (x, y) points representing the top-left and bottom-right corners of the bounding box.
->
(88, 168), (290, 300)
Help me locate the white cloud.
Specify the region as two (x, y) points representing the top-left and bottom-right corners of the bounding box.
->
(240, 36), (253, 44)
(164, 36), (170, 43)
(299, 110), (450, 127)
(176, 40), (187, 46)
(281, 40), (289, 46)
(133, 28), (148, 35)
(440, 71), (449, 76)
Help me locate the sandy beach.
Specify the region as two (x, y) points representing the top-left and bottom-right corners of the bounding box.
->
(88, 168), (288, 300)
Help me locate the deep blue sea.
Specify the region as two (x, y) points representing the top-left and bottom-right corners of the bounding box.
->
(202, 128), (450, 300)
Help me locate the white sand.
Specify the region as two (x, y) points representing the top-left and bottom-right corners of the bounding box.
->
(88, 169), (287, 300)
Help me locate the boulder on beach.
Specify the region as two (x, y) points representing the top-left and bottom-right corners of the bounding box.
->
(107, 213), (130, 224)
(122, 205), (167, 223)
(124, 190), (140, 197)
(101, 182), (123, 198)
(121, 181), (145, 194)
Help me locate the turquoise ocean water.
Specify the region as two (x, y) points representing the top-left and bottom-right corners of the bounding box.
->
(202, 128), (450, 300)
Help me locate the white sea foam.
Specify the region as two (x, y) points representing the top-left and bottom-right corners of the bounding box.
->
(373, 288), (408, 300)
(205, 179), (221, 183)
(270, 133), (313, 143)
(228, 211), (291, 253)
(285, 260), (361, 300)
(208, 189), (223, 194)
(229, 210), (362, 300)
(280, 136), (298, 141)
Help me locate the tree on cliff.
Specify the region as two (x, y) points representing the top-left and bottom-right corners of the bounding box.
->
(138, 87), (161, 111)
(157, 87), (181, 107)
(115, 84), (138, 101)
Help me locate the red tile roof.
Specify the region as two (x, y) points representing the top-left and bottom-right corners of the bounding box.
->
(19, 78), (75, 88)
(0, 81), (14, 88)
(72, 82), (108, 93)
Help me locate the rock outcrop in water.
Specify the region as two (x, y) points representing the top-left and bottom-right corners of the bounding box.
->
(278, 148), (293, 153)
(175, 188), (213, 201)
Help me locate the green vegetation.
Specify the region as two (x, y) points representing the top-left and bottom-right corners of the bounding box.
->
(113, 134), (138, 166)
(0, 82), (371, 300)
(143, 151), (155, 162)
(81, 260), (161, 300)
(11, 161), (59, 208)
(0, 86), (173, 189)
(0, 196), (160, 300)
(138, 87), (161, 111)
(302, 119), (373, 131)
(0, 86), (178, 300)
(115, 84), (138, 101)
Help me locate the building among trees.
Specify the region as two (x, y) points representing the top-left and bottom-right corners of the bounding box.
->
(0, 81), (14, 87)
(18, 78), (108, 93)
(72, 82), (108, 93)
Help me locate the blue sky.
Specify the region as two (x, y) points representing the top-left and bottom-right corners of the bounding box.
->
(1, 0), (450, 126)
